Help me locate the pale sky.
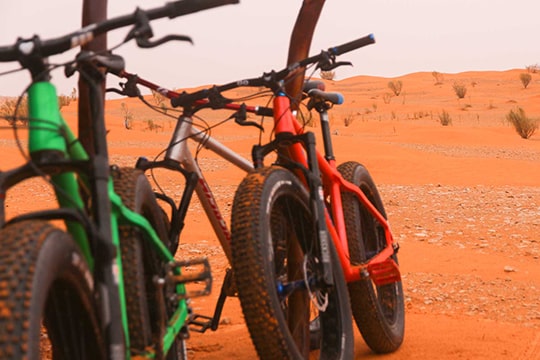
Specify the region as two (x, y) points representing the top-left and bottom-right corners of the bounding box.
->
(1, 0), (540, 97)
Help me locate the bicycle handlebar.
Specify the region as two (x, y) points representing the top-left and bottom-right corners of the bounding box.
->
(0, 0), (239, 62)
(328, 33), (375, 56)
(170, 33), (375, 108)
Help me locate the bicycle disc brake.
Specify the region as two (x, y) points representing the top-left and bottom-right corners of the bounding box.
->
(303, 255), (329, 312)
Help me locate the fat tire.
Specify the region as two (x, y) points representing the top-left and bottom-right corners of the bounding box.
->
(112, 167), (184, 359)
(231, 166), (353, 359)
(337, 161), (405, 353)
(0, 220), (105, 359)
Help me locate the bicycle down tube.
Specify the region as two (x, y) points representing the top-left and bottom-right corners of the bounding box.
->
(164, 112), (254, 262)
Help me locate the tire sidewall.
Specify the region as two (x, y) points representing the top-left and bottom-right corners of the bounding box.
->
(259, 167), (353, 358)
(259, 167), (311, 344)
(29, 227), (96, 358)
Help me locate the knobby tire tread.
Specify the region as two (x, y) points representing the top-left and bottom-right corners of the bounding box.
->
(0, 220), (104, 359)
(231, 166), (353, 359)
(338, 161), (405, 353)
(231, 168), (285, 358)
(113, 168), (153, 351)
(112, 167), (185, 359)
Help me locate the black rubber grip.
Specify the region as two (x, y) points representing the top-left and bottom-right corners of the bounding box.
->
(0, 45), (17, 62)
(308, 89), (344, 105)
(330, 34), (375, 56)
(168, 0), (239, 18)
(256, 107), (274, 117)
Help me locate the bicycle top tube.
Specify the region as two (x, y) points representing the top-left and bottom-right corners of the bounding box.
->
(0, 0), (239, 63)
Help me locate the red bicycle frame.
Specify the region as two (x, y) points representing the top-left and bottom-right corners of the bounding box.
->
(273, 94), (400, 285)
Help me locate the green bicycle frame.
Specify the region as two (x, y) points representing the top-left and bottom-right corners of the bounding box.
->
(27, 81), (189, 358)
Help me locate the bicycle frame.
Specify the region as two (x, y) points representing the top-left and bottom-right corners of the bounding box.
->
(116, 69), (400, 289)
(272, 93), (400, 285)
(117, 71), (256, 265)
(159, 111), (253, 263)
(0, 76), (190, 358)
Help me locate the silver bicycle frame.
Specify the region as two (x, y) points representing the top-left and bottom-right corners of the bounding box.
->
(164, 115), (254, 262)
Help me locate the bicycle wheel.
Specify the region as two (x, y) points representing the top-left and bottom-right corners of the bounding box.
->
(231, 166), (353, 360)
(337, 161), (405, 353)
(112, 167), (186, 359)
(0, 220), (105, 359)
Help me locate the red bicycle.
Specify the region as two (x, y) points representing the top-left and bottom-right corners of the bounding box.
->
(110, 33), (404, 359)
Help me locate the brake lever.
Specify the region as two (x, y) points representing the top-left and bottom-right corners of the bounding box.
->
(136, 34), (193, 48)
(319, 61), (353, 71)
(125, 8), (193, 49)
(106, 74), (141, 98)
(232, 104), (264, 131)
(316, 50), (353, 71)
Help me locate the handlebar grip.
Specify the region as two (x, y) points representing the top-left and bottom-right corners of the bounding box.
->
(255, 106), (273, 117)
(308, 89), (344, 105)
(329, 34), (375, 56)
(0, 45), (17, 62)
(168, 0), (239, 18)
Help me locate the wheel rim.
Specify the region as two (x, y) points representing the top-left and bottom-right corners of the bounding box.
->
(43, 279), (102, 359)
(359, 185), (401, 327)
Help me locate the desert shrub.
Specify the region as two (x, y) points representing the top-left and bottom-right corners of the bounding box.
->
(1, 94), (71, 125)
(320, 70), (335, 81)
(120, 102), (133, 129)
(151, 89), (166, 106)
(438, 110), (452, 126)
(452, 82), (467, 99)
(526, 64), (540, 73)
(388, 80), (402, 96)
(505, 107), (539, 139)
(343, 113), (355, 127)
(71, 87), (77, 101)
(520, 73), (532, 89)
(382, 92), (393, 104)
(0, 97), (29, 125)
(57, 95), (71, 109)
(145, 119), (163, 132)
(432, 71), (444, 85)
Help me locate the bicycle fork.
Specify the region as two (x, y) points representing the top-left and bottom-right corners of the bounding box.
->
(310, 98), (401, 286)
(253, 93), (335, 286)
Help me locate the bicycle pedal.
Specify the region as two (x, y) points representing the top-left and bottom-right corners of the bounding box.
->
(367, 258), (401, 286)
(188, 313), (214, 333)
(167, 257), (212, 300)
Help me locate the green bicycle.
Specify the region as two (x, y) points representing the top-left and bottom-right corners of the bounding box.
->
(0, 1), (238, 359)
